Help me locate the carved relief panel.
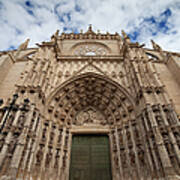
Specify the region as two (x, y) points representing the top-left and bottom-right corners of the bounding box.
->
(76, 107), (105, 125)
(73, 44), (108, 56)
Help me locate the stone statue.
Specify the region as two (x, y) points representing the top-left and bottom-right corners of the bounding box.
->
(54, 30), (59, 37)
(51, 30), (59, 40)
(121, 30), (129, 39)
(151, 40), (162, 51)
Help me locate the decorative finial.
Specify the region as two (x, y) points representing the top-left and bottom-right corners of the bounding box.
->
(88, 24), (92, 31)
(80, 29), (83, 33)
(55, 30), (59, 37)
(18, 39), (30, 50)
(51, 30), (59, 41)
(151, 40), (162, 51)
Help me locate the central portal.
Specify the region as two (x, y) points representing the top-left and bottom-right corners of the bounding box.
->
(70, 134), (112, 180)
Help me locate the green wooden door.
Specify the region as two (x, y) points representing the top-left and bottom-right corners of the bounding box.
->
(70, 135), (112, 180)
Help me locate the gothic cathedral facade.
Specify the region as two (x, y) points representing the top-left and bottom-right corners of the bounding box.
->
(0, 26), (180, 180)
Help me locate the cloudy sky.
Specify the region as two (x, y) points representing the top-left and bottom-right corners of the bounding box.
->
(0, 0), (180, 52)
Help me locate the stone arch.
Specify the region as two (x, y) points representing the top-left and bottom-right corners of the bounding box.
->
(46, 72), (135, 126)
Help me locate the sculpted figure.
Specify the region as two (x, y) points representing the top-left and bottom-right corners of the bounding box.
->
(151, 40), (162, 51)
(36, 147), (43, 164)
(45, 149), (52, 167)
(121, 30), (129, 39)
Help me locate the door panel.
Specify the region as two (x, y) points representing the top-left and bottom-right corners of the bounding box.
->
(70, 135), (112, 180)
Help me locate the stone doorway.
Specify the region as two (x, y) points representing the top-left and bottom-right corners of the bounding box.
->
(69, 134), (112, 180)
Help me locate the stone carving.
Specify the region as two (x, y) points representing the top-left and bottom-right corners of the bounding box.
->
(151, 40), (162, 51)
(120, 149), (127, 168)
(62, 151), (67, 169)
(129, 149), (135, 166)
(1, 26), (180, 180)
(36, 146), (43, 165)
(45, 148), (52, 168)
(18, 39), (30, 50)
(76, 107), (104, 125)
(74, 44), (107, 56)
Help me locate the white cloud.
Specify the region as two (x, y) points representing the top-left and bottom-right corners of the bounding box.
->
(0, 0), (180, 52)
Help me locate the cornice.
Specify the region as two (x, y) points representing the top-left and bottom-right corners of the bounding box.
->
(56, 55), (124, 61)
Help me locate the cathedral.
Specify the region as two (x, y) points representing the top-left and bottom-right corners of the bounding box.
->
(0, 25), (180, 180)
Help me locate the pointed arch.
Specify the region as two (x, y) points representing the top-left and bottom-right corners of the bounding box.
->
(45, 72), (136, 126)
(46, 72), (135, 106)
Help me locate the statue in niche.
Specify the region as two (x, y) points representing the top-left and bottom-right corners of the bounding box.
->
(54, 150), (59, 168)
(129, 149), (135, 166)
(75, 107), (104, 125)
(8, 139), (16, 155)
(114, 154), (119, 170)
(62, 151), (67, 168)
(36, 146), (43, 165)
(121, 151), (127, 168)
(45, 148), (52, 168)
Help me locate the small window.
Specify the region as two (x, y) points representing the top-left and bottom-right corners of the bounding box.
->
(85, 51), (96, 56)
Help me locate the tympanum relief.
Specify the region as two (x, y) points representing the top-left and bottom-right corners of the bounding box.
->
(75, 107), (105, 125)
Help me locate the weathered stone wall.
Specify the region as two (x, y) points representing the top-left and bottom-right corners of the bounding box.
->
(0, 28), (179, 180)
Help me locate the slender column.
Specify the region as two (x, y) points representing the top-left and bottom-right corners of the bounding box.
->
(8, 101), (33, 179)
(57, 127), (64, 179)
(142, 110), (162, 178)
(111, 129), (121, 180)
(66, 129), (72, 180)
(147, 105), (175, 177)
(109, 130), (117, 180)
(41, 120), (52, 180)
(160, 105), (180, 160)
(123, 123), (133, 179)
(138, 115), (154, 179)
(59, 127), (69, 180)
(28, 113), (42, 178)
(8, 125), (27, 179)
(115, 127), (123, 179)
(0, 132), (12, 171)
(0, 110), (9, 128)
(129, 120), (141, 179)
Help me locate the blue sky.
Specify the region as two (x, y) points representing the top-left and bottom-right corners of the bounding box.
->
(0, 0), (180, 51)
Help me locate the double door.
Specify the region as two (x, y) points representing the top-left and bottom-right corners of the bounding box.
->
(70, 135), (112, 180)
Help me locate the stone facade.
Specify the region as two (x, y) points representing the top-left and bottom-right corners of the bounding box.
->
(0, 26), (180, 180)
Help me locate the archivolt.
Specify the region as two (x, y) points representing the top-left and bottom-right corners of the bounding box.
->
(45, 73), (135, 125)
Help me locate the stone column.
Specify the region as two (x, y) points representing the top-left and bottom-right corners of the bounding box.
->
(142, 110), (162, 178)
(147, 105), (175, 177)
(138, 115), (154, 179)
(115, 127), (123, 179)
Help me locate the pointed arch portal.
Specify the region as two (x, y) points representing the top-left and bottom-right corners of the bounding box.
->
(45, 73), (136, 180)
(47, 72), (135, 126)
